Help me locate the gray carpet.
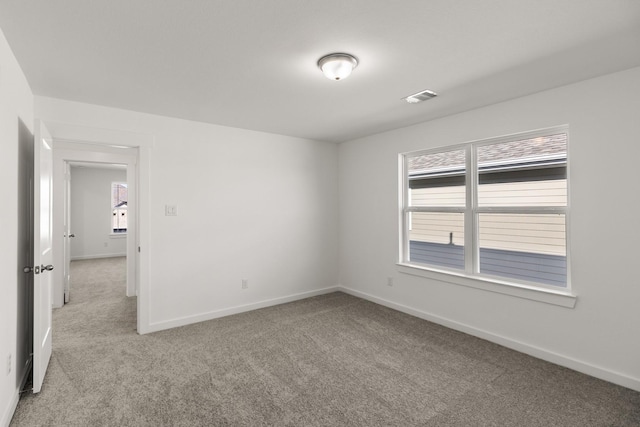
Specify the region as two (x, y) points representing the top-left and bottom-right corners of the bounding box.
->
(10, 257), (640, 426)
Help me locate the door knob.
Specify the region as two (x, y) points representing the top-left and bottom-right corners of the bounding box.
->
(69, 234), (75, 238)
(40, 264), (54, 272)
(23, 266), (33, 273)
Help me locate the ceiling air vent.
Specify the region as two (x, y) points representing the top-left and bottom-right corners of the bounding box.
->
(402, 89), (438, 104)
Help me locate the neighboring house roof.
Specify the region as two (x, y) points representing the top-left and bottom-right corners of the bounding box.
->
(408, 133), (567, 177)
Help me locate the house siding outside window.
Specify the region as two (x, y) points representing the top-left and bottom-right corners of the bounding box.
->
(112, 182), (128, 233)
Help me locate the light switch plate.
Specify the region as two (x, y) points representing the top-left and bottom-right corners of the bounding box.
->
(165, 204), (178, 216)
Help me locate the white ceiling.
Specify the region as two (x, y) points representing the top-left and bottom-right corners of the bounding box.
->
(1, 1), (639, 143)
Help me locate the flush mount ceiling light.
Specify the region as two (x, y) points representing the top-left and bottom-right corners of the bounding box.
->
(317, 53), (358, 81)
(402, 89), (438, 104)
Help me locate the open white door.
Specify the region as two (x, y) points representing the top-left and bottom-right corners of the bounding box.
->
(32, 120), (54, 393)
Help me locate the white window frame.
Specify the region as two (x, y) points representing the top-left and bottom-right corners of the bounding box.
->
(398, 126), (576, 308)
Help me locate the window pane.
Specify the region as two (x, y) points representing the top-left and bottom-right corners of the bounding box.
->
(479, 213), (566, 287)
(408, 149), (466, 207)
(111, 182), (128, 233)
(409, 212), (464, 270)
(112, 207), (128, 231)
(477, 134), (567, 207)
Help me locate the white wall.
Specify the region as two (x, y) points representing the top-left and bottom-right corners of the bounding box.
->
(339, 66), (640, 391)
(36, 97), (340, 333)
(0, 28), (34, 427)
(69, 166), (127, 260)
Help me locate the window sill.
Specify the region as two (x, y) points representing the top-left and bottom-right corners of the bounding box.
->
(396, 263), (576, 308)
(109, 233), (127, 239)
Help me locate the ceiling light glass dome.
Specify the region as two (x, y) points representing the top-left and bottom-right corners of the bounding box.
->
(317, 53), (358, 81)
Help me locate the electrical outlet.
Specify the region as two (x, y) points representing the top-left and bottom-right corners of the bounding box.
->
(6, 354), (11, 375)
(387, 277), (394, 287)
(241, 279), (248, 289)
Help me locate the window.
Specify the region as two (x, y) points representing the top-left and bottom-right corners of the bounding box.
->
(401, 127), (568, 290)
(111, 182), (128, 233)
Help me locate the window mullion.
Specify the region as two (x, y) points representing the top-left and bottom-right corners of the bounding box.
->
(406, 206), (465, 213)
(476, 206), (566, 214)
(465, 145), (476, 274)
(400, 155), (409, 263)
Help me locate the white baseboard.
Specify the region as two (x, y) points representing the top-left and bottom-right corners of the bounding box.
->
(145, 286), (341, 334)
(338, 286), (640, 392)
(1, 358), (32, 427)
(1, 390), (19, 427)
(71, 253), (126, 261)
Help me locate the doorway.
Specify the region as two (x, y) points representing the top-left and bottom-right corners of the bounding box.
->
(66, 163), (130, 305)
(52, 141), (139, 330)
(41, 121), (151, 335)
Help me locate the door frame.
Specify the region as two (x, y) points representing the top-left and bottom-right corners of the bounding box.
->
(62, 161), (70, 303)
(16, 117), (34, 394)
(54, 148), (137, 301)
(46, 121), (153, 334)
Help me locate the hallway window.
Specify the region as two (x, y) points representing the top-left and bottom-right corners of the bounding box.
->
(112, 182), (128, 233)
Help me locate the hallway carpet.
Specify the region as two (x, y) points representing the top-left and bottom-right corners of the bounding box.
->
(10, 257), (640, 426)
